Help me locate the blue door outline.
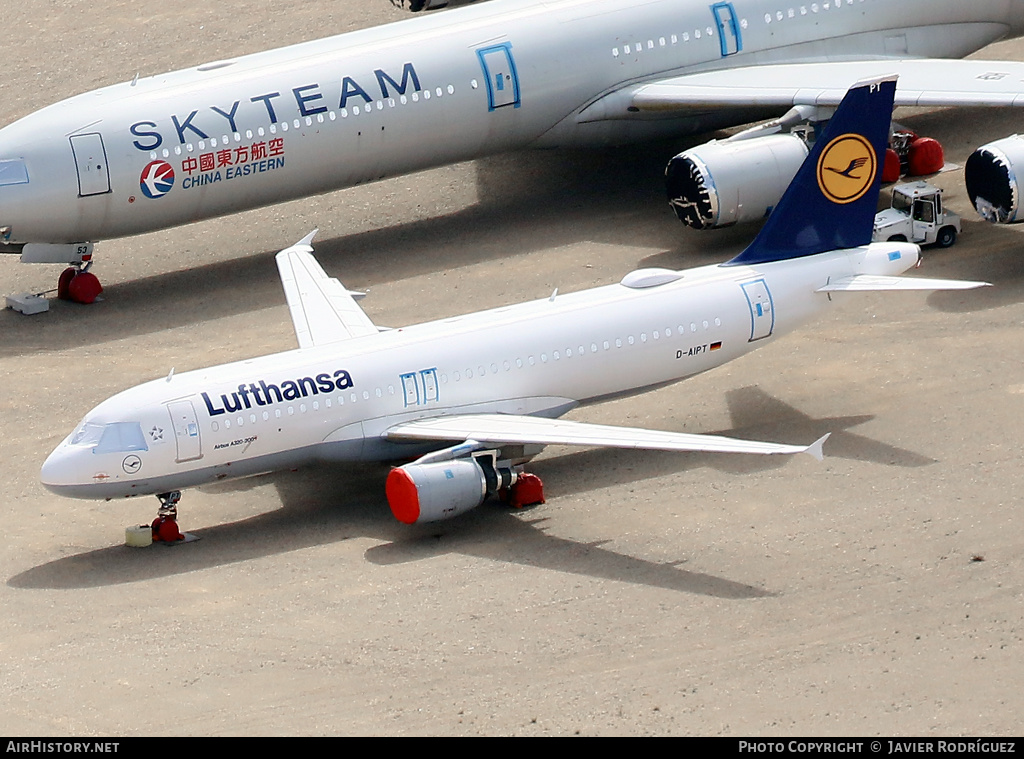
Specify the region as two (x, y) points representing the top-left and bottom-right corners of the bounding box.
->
(711, 2), (743, 57)
(477, 43), (521, 110)
(741, 279), (774, 342)
(400, 372), (420, 407)
(400, 368), (440, 407)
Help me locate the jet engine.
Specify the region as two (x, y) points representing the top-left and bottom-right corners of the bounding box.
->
(665, 134), (809, 229)
(386, 451), (518, 524)
(965, 135), (1024, 223)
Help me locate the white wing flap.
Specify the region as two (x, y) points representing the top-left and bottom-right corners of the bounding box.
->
(386, 413), (828, 460)
(275, 231), (378, 349)
(622, 60), (1024, 113)
(817, 275), (991, 292)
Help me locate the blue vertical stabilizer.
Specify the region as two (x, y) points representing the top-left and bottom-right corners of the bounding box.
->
(726, 77), (896, 266)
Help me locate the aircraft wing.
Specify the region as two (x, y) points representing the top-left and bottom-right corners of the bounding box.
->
(275, 231), (379, 349)
(616, 59), (1024, 114)
(816, 275), (991, 292)
(386, 413), (828, 460)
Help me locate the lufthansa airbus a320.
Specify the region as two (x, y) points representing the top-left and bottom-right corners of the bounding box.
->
(41, 77), (987, 539)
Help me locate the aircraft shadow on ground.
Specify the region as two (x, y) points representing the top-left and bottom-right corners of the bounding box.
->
(8, 386), (931, 594)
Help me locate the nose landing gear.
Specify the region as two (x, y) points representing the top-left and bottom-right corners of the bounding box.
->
(56, 261), (103, 305)
(151, 491), (185, 543)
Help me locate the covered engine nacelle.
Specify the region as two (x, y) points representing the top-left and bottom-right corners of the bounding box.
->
(665, 133), (809, 230)
(386, 452), (517, 525)
(965, 135), (1024, 223)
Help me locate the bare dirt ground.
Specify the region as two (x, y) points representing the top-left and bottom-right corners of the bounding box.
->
(2, 1), (1023, 736)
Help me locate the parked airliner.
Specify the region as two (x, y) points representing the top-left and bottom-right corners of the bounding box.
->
(3, 0), (1024, 301)
(40, 78), (986, 536)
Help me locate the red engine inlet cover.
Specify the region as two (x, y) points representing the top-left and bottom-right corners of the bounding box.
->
(882, 148), (902, 184)
(385, 467), (421, 525)
(907, 137), (944, 177)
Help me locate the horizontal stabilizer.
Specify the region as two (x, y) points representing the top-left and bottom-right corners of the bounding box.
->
(387, 414), (829, 460)
(275, 231), (379, 349)
(817, 275), (991, 292)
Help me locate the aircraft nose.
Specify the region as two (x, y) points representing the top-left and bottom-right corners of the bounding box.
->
(39, 442), (93, 497)
(40, 445), (72, 493)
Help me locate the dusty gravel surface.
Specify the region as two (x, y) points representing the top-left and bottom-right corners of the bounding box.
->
(2, 1), (1022, 736)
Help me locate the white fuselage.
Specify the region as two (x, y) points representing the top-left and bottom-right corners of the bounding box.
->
(40, 241), (919, 500)
(1, 0), (1023, 244)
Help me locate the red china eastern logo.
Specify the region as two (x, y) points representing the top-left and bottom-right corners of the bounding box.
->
(139, 160), (175, 199)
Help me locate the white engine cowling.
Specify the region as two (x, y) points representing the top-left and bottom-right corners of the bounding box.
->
(666, 134), (809, 229)
(387, 459), (487, 524)
(386, 453), (519, 524)
(965, 135), (1024, 223)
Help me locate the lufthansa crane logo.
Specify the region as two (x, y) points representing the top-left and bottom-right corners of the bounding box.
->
(816, 134), (877, 204)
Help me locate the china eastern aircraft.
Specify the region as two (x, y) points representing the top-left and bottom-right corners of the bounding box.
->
(4, 0), (1024, 301)
(40, 78), (986, 536)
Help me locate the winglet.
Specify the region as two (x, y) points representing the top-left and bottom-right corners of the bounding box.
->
(727, 76), (897, 266)
(803, 433), (830, 462)
(296, 229), (318, 249)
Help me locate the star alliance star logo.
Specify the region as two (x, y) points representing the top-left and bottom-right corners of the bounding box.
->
(150, 426), (164, 441)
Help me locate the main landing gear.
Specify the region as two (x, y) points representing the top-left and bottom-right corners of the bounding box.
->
(56, 261), (103, 305)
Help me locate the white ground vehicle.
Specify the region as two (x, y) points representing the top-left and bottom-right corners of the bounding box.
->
(873, 181), (961, 247)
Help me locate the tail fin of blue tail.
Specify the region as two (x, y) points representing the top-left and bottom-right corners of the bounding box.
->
(727, 76), (896, 266)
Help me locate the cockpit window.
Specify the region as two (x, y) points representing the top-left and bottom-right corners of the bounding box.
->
(95, 423), (148, 454)
(70, 422), (148, 454)
(0, 159), (29, 186)
(70, 423), (104, 447)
